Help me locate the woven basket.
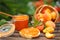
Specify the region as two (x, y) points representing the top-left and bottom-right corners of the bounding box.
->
(34, 5), (59, 23)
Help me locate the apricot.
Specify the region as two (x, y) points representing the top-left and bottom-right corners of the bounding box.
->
(51, 11), (57, 20)
(36, 13), (44, 21)
(43, 13), (52, 22)
(36, 25), (44, 31)
(45, 21), (55, 28)
(43, 27), (54, 33)
(45, 32), (55, 38)
(45, 8), (51, 14)
(19, 27), (40, 38)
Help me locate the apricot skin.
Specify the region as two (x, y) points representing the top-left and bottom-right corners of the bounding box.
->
(51, 11), (56, 20)
(45, 21), (55, 28)
(45, 32), (55, 39)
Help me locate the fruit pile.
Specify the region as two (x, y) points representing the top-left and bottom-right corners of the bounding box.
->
(34, 5), (59, 22)
(43, 21), (55, 38)
(34, 5), (59, 38)
(19, 5), (59, 39)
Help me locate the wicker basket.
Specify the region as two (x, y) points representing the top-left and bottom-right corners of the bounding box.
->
(34, 5), (59, 23)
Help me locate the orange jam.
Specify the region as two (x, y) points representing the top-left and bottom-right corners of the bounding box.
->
(13, 15), (29, 31)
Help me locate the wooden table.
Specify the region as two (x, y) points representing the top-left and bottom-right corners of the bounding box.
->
(0, 23), (60, 40)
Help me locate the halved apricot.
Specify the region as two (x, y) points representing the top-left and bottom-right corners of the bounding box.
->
(19, 27), (40, 38)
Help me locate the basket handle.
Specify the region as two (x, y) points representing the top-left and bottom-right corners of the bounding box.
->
(0, 12), (13, 17)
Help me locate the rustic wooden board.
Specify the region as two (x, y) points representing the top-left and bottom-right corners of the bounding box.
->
(0, 23), (60, 40)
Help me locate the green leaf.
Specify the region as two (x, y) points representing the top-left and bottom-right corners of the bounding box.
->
(27, 2), (35, 15)
(0, 19), (7, 26)
(32, 17), (39, 27)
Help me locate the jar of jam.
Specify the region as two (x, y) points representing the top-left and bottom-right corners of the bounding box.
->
(13, 15), (29, 31)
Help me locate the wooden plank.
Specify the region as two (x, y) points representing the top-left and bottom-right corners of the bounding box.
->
(0, 23), (60, 40)
(0, 37), (60, 40)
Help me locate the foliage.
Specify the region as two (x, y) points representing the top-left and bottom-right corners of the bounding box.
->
(0, 0), (36, 20)
(43, 0), (56, 6)
(0, 19), (7, 26)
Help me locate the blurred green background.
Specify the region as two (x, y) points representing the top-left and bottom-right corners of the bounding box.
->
(0, 0), (37, 20)
(0, 0), (60, 22)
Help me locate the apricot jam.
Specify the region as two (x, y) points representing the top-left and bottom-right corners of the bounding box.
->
(13, 15), (29, 31)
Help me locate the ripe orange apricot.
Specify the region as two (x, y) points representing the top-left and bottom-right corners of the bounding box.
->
(45, 32), (55, 38)
(43, 13), (52, 22)
(35, 12), (52, 22)
(43, 27), (54, 33)
(45, 21), (55, 28)
(35, 13), (44, 21)
(36, 25), (44, 31)
(44, 8), (51, 14)
(51, 11), (57, 20)
(41, 7), (51, 14)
